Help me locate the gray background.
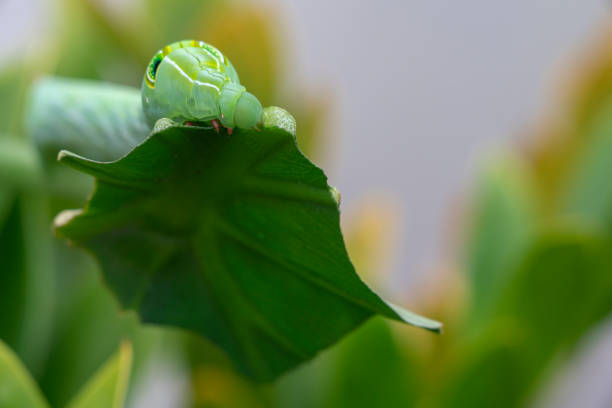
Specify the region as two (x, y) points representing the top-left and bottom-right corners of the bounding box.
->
(284, 0), (609, 291)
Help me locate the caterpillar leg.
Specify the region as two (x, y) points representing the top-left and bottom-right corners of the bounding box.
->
(211, 119), (220, 133)
(210, 118), (233, 134)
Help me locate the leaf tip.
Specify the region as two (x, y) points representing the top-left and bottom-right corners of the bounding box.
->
(57, 149), (69, 162)
(387, 302), (443, 333)
(57, 149), (84, 165)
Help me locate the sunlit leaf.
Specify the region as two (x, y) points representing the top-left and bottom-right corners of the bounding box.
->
(66, 342), (133, 408)
(0, 339), (49, 408)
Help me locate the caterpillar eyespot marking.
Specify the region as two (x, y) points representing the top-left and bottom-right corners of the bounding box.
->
(151, 57), (162, 78)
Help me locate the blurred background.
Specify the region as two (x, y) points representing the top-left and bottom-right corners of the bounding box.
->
(2, 0), (612, 407)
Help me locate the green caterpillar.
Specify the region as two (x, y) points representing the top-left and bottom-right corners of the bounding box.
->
(141, 40), (263, 132)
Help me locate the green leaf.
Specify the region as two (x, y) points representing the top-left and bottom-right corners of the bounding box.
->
(497, 229), (612, 359)
(0, 199), (27, 348)
(0, 191), (55, 376)
(54, 107), (440, 380)
(0, 136), (43, 191)
(27, 77), (149, 162)
(322, 319), (418, 408)
(564, 98), (612, 229)
(37, 268), (137, 407)
(464, 155), (535, 326)
(0, 62), (33, 135)
(0, 339), (49, 408)
(442, 228), (612, 407)
(66, 342), (133, 408)
(439, 323), (525, 408)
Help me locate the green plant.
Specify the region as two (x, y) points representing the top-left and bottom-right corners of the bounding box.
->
(4, 1), (612, 407)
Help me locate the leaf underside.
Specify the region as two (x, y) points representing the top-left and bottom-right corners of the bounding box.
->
(55, 113), (440, 381)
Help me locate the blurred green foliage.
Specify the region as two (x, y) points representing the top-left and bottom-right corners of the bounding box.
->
(0, 339), (48, 408)
(3, 0), (612, 406)
(0, 337), (133, 408)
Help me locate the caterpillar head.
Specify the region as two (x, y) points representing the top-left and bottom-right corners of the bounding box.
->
(218, 83), (262, 130)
